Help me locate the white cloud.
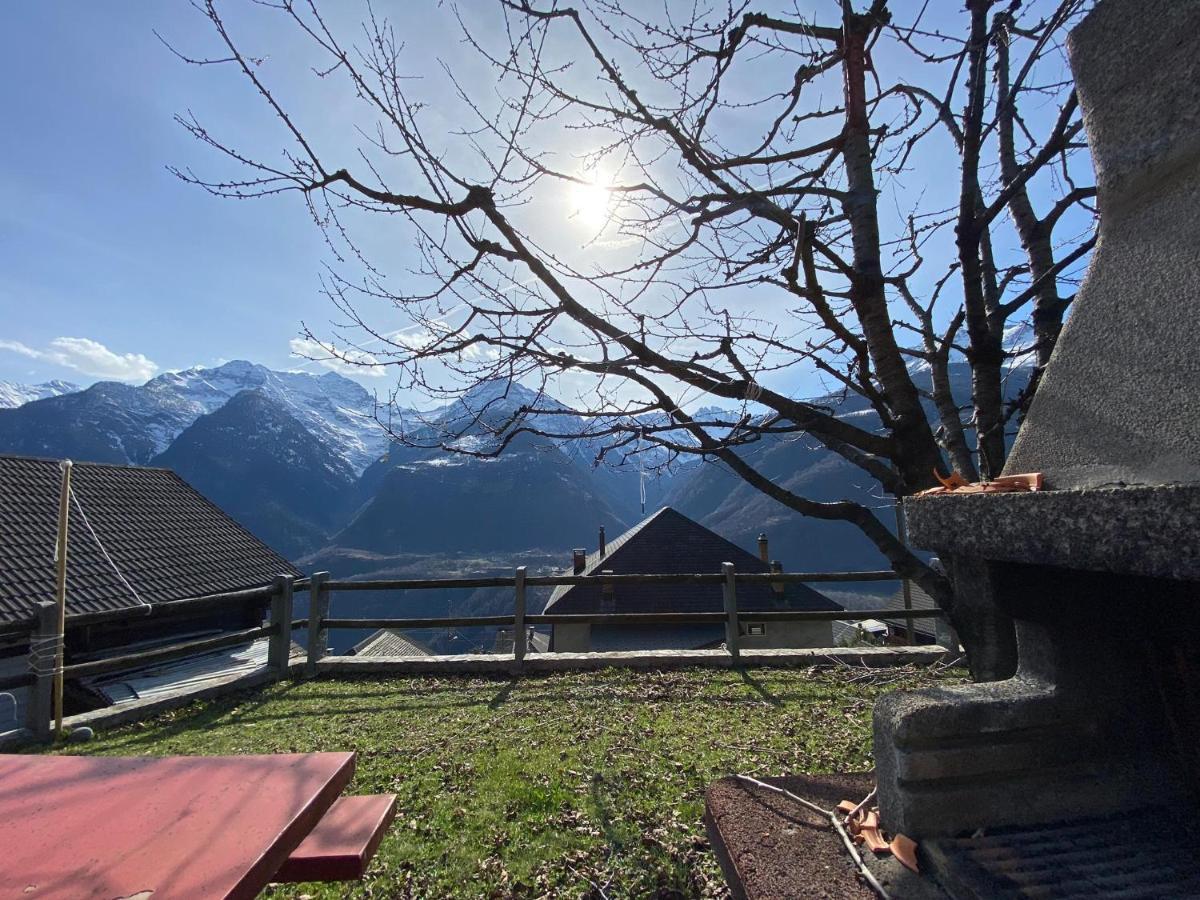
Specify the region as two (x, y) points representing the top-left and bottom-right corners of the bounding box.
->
(0, 337), (158, 382)
(289, 337), (388, 377)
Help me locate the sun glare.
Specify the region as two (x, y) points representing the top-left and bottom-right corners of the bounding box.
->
(569, 175), (613, 229)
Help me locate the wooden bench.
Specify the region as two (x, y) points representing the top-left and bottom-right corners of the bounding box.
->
(274, 793), (398, 883)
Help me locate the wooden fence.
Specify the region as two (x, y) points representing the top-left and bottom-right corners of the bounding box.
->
(1, 566), (945, 742)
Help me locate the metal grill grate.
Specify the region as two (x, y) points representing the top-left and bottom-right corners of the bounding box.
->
(925, 808), (1200, 899)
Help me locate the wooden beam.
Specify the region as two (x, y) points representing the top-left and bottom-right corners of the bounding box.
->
(513, 567), (527, 666)
(269, 575), (294, 678)
(28, 601), (57, 741)
(322, 615), (515, 630)
(305, 572), (330, 679)
(723, 562), (740, 663)
(53, 460), (72, 739)
(64, 625), (274, 680)
(324, 570), (899, 592)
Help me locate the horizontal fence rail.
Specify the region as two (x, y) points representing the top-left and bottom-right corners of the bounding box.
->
(323, 570), (898, 592)
(63, 624), (277, 680)
(312, 565), (946, 672)
(6, 565), (951, 745)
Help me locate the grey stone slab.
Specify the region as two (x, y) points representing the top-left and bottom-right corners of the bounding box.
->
(904, 483), (1200, 581)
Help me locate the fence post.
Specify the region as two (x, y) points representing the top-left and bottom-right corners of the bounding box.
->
(895, 502), (916, 644)
(722, 562), (740, 663)
(513, 567), (527, 667)
(27, 601), (56, 741)
(269, 575), (295, 679)
(305, 571), (330, 679)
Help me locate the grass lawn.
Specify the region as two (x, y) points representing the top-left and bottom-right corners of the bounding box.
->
(53, 664), (962, 898)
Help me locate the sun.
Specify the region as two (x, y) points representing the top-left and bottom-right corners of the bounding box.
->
(568, 174), (613, 229)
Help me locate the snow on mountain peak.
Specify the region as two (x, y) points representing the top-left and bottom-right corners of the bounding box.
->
(0, 379), (80, 409)
(140, 361), (390, 472)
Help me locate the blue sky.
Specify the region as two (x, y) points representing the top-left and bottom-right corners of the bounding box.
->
(1, 2), (1091, 403)
(1, 2), (339, 385)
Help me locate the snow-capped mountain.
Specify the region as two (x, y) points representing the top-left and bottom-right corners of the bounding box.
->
(146, 361), (390, 473)
(0, 379), (78, 409)
(0, 361), (391, 474)
(153, 390), (359, 557)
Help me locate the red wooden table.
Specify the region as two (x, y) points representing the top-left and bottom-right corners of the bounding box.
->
(0, 751), (364, 899)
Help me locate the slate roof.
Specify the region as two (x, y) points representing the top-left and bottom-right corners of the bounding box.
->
(0, 455), (300, 628)
(350, 629), (433, 657)
(544, 507), (843, 615)
(881, 583), (942, 639)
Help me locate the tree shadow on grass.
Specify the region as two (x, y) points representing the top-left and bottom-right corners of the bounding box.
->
(739, 670), (783, 707)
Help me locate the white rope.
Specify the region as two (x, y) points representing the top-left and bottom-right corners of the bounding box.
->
(69, 486), (152, 613)
(28, 634), (64, 676)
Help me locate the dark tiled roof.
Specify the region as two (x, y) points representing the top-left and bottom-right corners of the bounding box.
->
(544, 507), (843, 615)
(350, 629), (433, 657)
(882, 583), (941, 638)
(0, 455), (300, 628)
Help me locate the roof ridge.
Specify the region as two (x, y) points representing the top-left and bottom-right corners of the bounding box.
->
(0, 453), (176, 473)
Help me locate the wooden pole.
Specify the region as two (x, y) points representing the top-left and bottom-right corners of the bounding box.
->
(722, 562), (740, 663)
(53, 460), (73, 740)
(894, 502), (915, 645)
(305, 571), (330, 679)
(269, 575), (295, 679)
(513, 566), (527, 666)
(29, 601), (57, 741)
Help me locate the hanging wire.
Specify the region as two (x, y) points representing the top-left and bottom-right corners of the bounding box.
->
(68, 486), (151, 614)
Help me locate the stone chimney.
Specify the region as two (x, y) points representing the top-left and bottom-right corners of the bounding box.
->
(598, 525), (606, 557)
(757, 533), (769, 562)
(572, 548), (586, 574)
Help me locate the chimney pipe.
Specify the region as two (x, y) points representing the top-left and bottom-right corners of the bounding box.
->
(599, 525), (606, 557)
(770, 560), (784, 595)
(757, 533), (769, 562)
(573, 548), (587, 574)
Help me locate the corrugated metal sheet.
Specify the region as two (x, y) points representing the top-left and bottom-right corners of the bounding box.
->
(0, 455), (300, 627)
(82, 638), (273, 705)
(0, 652), (27, 735)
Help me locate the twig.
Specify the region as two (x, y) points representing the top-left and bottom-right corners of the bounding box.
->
(845, 786), (878, 825)
(734, 774), (891, 899)
(732, 773), (830, 817)
(831, 811), (892, 900)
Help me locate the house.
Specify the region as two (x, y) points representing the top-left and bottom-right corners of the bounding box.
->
(880, 581), (957, 647)
(349, 629), (434, 658)
(833, 618), (889, 646)
(543, 507), (843, 652)
(493, 627), (551, 655)
(0, 455), (300, 730)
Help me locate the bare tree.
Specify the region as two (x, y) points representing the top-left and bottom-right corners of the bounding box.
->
(168, 0), (1096, 677)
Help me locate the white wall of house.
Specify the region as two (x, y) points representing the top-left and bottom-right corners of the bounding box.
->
(738, 620), (833, 649)
(551, 620), (834, 652)
(552, 623), (592, 652)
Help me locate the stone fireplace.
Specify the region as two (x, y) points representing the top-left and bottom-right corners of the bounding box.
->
(873, 0), (1200, 892)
